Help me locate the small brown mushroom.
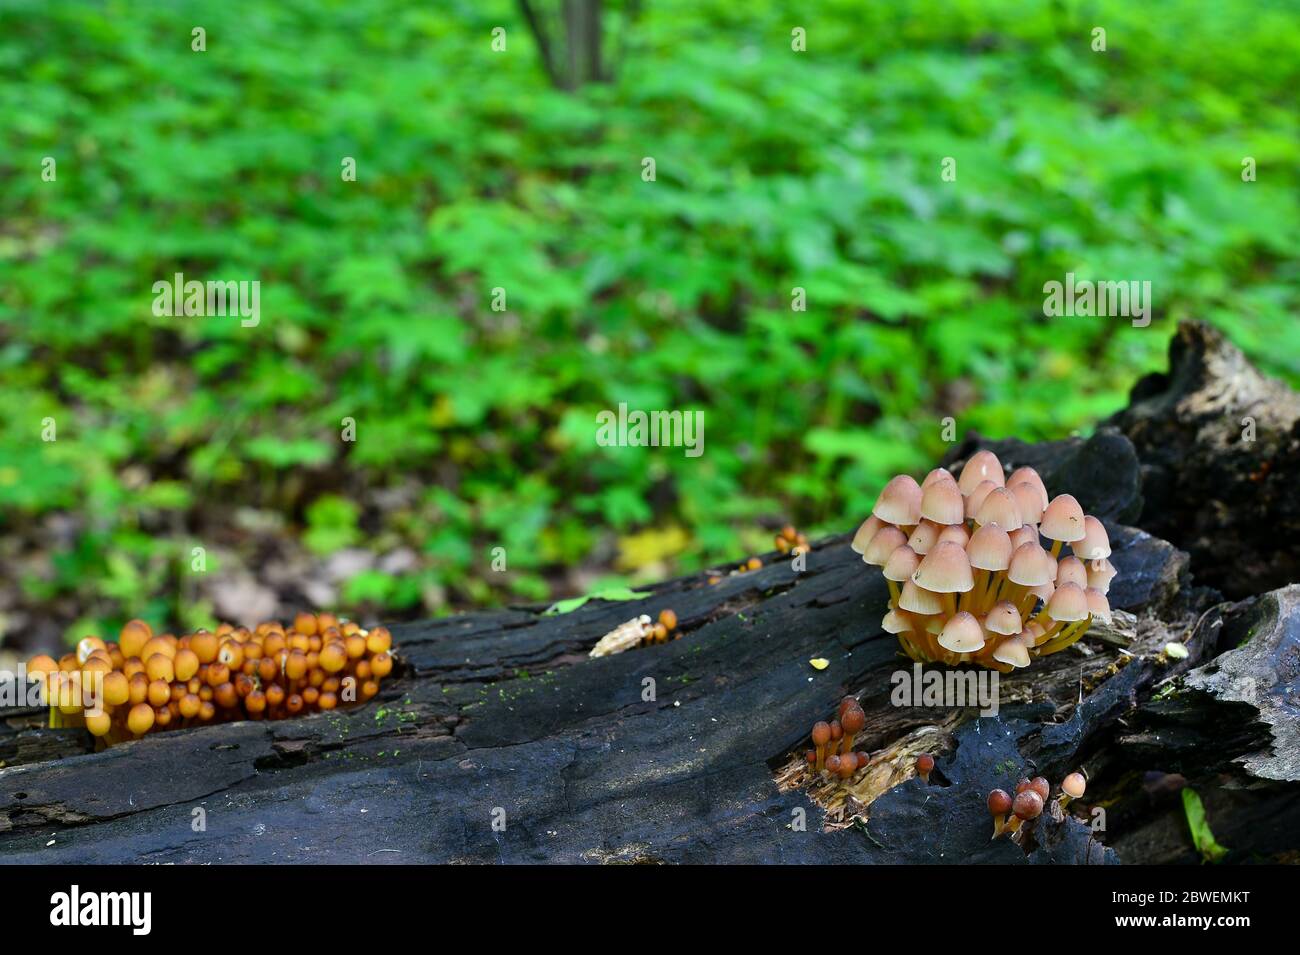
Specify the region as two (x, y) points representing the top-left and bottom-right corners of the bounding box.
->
(915, 753), (935, 784)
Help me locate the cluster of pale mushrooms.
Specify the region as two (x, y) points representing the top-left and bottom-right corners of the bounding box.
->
(852, 450), (1116, 671)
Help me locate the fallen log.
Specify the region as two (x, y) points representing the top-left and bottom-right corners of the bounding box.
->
(1, 321), (1296, 864)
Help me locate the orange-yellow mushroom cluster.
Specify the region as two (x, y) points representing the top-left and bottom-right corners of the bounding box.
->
(987, 771), (1087, 841)
(24, 614), (395, 745)
(643, 608), (679, 646)
(774, 525), (809, 556)
(852, 451), (1117, 671)
(804, 697), (871, 781)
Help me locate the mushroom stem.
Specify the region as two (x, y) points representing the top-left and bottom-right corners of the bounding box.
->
(900, 628), (925, 662)
(1016, 589), (1038, 619)
(1038, 616), (1092, 655)
(962, 569), (985, 613)
(1050, 539), (1063, 559)
(886, 579), (900, 605)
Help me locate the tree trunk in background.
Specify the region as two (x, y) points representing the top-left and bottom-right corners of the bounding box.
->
(521, 0), (621, 89)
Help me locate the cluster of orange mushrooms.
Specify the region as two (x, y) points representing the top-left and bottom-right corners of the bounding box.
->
(774, 525), (810, 556)
(24, 614), (393, 744)
(987, 772), (1088, 841)
(804, 697), (871, 780)
(852, 450), (1116, 670)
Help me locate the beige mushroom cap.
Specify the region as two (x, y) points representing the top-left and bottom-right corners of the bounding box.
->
(1044, 581), (1090, 622)
(985, 601), (1023, 636)
(882, 545), (921, 583)
(1008, 541), (1056, 587)
(1007, 466), (1049, 509)
(975, 487), (1023, 531)
(851, 515), (883, 555)
(921, 467), (955, 489)
(937, 523), (970, 548)
(899, 580), (945, 615)
(1085, 587), (1112, 624)
(964, 480), (999, 520)
(907, 519), (942, 556)
(912, 541), (974, 594)
(1009, 525), (1039, 550)
(992, 635), (1031, 668)
(872, 474), (923, 526)
(920, 478), (965, 525)
(1062, 772), (1087, 799)
(1074, 515), (1111, 560)
(1056, 556), (1087, 589)
(938, 611), (986, 653)
(1086, 557), (1117, 594)
(1040, 493), (1086, 542)
(882, 609), (913, 634)
(863, 525), (908, 567)
(1008, 482), (1045, 525)
(967, 523), (1013, 572)
(958, 450), (1004, 495)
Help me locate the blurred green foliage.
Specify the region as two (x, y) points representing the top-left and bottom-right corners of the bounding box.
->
(1, 0), (1297, 644)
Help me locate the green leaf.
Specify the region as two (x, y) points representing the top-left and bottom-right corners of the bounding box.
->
(544, 586), (652, 616)
(1181, 787), (1229, 863)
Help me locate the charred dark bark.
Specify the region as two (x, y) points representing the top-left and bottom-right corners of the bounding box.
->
(1, 322), (1297, 865)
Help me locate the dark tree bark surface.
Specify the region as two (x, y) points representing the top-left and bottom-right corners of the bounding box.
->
(1, 322), (1297, 865)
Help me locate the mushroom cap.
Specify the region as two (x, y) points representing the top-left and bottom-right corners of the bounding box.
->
(1022, 620), (1048, 646)
(915, 753), (935, 774)
(1029, 777), (1051, 801)
(1056, 556), (1087, 588)
(992, 635), (1031, 668)
(882, 609), (912, 634)
(1008, 482), (1045, 525)
(958, 450), (1004, 495)
(1007, 467), (1049, 509)
(1030, 581), (1056, 604)
(912, 541), (974, 593)
(1075, 515), (1111, 560)
(967, 523), (1013, 571)
(987, 788), (1013, 815)
(872, 475), (923, 526)
(1040, 493), (1086, 542)
(883, 545), (921, 583)
(851, 515), (883, 555)
(842, 706), (866, 735)
(863, 526), (908, 567)
(1008, 525), (1039, 550)
(907, 519), (941, 556)
(1007, 541), (1056, 587)
(811, 721), (831, 745)
(1085, 587), (1112, 624)
(964, 480), (999, 520)
(1045, 581), (1090, 622)
(975, 486), (1023, 531)
(920, 478), (965, 525)
(899, 580), (945, 615)
(1087, 557), (1117, 594)
(937, 523), (970, 548)
(1013, 789), (1044, 820)
(938, 611), (985, 653)
(985, 601), (1023, 636)
(1062, 772), (1087, 799)
(921, 467), (955, 489)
